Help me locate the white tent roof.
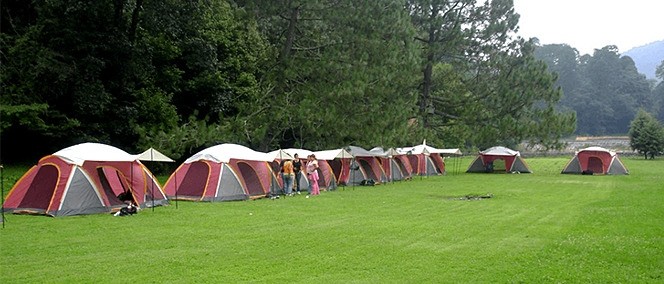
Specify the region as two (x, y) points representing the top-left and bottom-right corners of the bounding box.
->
(396, 146), (418, 155)
(480, 146), (520, 156)
(436, 148), (463, 156)
(396, 142), (462, 156)
(577, 146), (616, 156)
(136, 148), (175, 162)
(369, 147), (400, 157)
(313, 149), (353, 160)
(276, 148), (313, 159)
(347, 145), (381, 157)
(265, 149), (295, 161)
(184, 143), (272, 163)
(54, 142), (138, 166)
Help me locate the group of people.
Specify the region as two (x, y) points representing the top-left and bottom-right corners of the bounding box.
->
(276, 153), (321, 199)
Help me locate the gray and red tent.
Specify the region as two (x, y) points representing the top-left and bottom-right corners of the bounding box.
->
(396, 141), (456, 176)
(370, 147), (411, 181)
(163, 143), (280, 201)
(561, 146), (628, 175)
(3, 143), (168, 217)
(313, 148), (354, 187)
(346, 146), (387, 184)
(466, 146), (532, 173)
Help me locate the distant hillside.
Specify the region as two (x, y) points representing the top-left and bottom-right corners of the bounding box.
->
(623, 40), (664, 80)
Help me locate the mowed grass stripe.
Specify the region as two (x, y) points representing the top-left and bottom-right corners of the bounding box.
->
(1, 157), (663, 282)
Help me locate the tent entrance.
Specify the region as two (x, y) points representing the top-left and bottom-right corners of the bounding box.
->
(492, 159), (507, 172)
(328, 159), (342, 181)
(394, 158), (408, 176)
(19, 165), (59, 210)
(358, 159), (377, 180)
(97, 167), (131, 206)
(237, 162), (264, 196)
(587, 157), (604, 174)
(179, 161), (210, 199)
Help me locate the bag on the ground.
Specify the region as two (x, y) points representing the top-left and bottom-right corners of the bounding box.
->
(360, 179), (375, 186)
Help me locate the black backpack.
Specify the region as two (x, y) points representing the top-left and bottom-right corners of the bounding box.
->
(360, 179), (375, 186)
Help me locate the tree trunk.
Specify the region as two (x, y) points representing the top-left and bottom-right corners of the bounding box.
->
(420, 7), (439, 129)
(128, 0), (143, 43)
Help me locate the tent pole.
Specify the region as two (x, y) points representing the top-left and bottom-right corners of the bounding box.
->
(456, 156), (459, 175)
(457, 156), (460, 175)
(175, 169), (178, 209)
(342, 152), (346, 191)
(391, 157), (394, 184)
(1, 164), (5, 229)
(420, 154), (427, 180)
(352, 159), (355, 190)
(151, 151), (155, 212)
(279, 149), (283, 198)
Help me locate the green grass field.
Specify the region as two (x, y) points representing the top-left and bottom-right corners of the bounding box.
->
(2, 157), (664, 283)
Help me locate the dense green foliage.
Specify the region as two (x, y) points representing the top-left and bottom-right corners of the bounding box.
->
(2, 157), (664, 282)
(535, 44), (663, 135)
(2, 0), (577, 163)
(629, 109), (664, 159)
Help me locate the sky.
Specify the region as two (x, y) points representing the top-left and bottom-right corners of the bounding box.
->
(512, 0), (664, 55)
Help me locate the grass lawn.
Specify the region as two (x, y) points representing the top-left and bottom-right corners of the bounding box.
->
(2, 157), (664, 283)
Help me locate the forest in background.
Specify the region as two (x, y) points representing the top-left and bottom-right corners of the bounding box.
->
(1, 0), (660, 164)
(535, 44), (664, 136)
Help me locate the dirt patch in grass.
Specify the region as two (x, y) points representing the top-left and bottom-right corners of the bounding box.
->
(445, 193), (494, 201)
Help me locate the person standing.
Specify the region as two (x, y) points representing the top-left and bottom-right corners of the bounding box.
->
(306, 154), (320, 195)
(282, 159), (295, 196)
(292, 154), (303, 195)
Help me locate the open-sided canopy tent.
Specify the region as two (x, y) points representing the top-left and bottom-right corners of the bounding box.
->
(163, 144), (279, 201)
(268, 148), (311, 191)
(265, 149), (295, 193)
(346, 146), (387, 184)
(3, 143), (168, 217)
(466, 146), (532, 173)
(370, 147), (410, 181)
(561, 147), (629, 175)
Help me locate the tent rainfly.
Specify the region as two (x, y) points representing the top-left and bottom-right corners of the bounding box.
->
(466, 146), (532, 173)
(561, 147), (629, 175)
(3, 143), (168, 217)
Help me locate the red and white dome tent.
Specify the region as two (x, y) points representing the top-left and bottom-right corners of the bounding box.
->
(561, 146), (629, 175)
(3, 143), (168, 217)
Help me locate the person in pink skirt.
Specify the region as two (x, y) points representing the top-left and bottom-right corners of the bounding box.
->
(306, 154), (320, 195)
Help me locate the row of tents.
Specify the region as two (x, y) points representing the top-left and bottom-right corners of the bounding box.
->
(2, 143), (628, 217)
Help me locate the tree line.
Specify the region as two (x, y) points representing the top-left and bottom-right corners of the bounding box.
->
(1, 0), (576, 163)
(534, 44), (664, 136)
